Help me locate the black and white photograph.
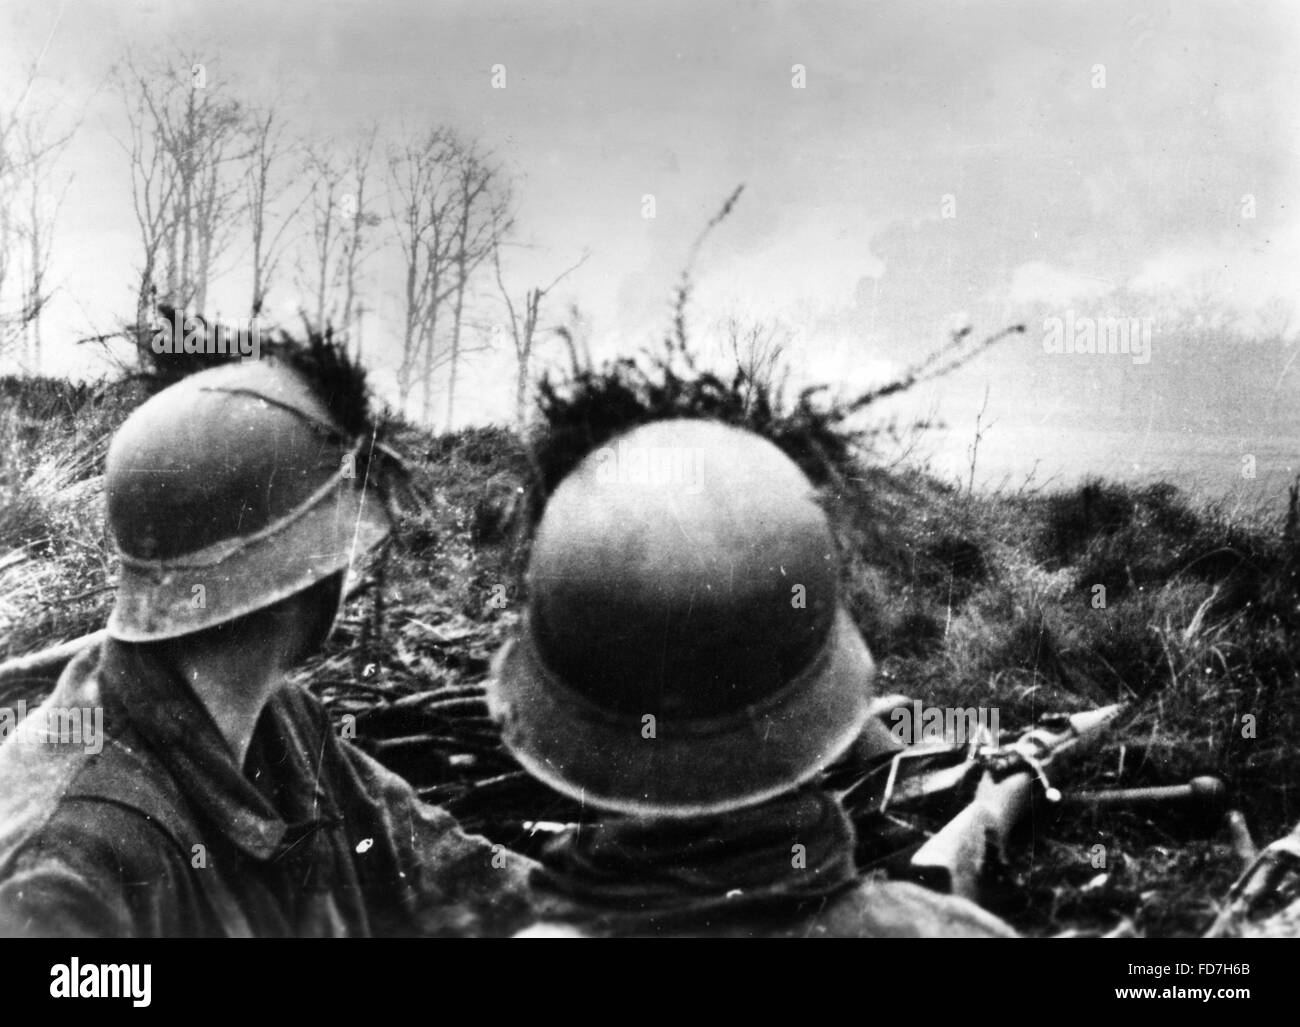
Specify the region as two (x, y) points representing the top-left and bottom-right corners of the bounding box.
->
(0, 0), (1297, 985)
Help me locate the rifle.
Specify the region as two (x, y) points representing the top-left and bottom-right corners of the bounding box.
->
(907, 704), (1125, 901)
(834, 704), (1126, 903)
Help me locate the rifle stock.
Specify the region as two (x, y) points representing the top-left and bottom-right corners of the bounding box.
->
(910, 772), (1033, 898)
(909, 704), (1124, 902)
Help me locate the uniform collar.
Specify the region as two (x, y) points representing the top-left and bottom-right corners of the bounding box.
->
(533, 787), (859, 922)
(94, 639), (333, 861)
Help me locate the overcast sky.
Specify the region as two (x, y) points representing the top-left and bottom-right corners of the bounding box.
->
(3, 0), (1298, 492)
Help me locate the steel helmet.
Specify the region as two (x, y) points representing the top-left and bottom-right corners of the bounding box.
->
(105, 359), (391, 642)
(487, 418), (880, 816)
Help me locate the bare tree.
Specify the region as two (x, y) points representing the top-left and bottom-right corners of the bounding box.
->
(493, 245), (589, 427)
(121, 55), (248, 315)
(115, 52), (249, 370)
(244, 106), (304, 317)
(386, 127), (460, 421)
(443, 143), (513, 430)
(0, 65), (76, 369)
(296, 129), (380, 352)
(117, 62), (176, 365)
(338, 125), (380, 343)
(16, 123), (74, 371)
(384, 127), (520, 425)
(0, 81), (29, 355)
(300, 144), (346, 329)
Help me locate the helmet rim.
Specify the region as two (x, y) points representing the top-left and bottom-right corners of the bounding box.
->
(487, 606), (881, 816)
(107, 474), (390, 642)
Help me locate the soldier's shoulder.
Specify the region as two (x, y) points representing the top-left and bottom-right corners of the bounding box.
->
(507, 880), (1019, 939)
(1, 734), (193, 879)
(816, 877), (1019, 938)
(0, 789), (199, 938)
(0, 649), (196, 882)
(19, 791), (189, 876)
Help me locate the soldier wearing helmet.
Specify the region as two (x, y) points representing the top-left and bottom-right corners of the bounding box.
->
(490, 418), (1017, 937)
(0, 354), (538, 937)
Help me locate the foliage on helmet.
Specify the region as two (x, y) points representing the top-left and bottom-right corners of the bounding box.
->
(529, 186), (1023, 522)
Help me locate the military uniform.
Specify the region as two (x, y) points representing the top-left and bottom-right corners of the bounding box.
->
(521, 789), (1015, 938)
(0, 638), (536, 938)
(0, 357), (539, 937)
